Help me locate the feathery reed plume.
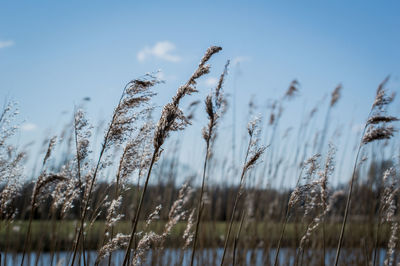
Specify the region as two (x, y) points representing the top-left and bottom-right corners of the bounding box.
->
(21, 171), (66, 266)
(362, 125), (397, 144)
(94, 196), (124, 265)
(298, 145), (336, 261)
(220, 115), (266, 266)
(97, 201), (161, 263)
(118, 121), (155, 189)
(372, 168), (399, 266)
(97, 233), (131, 262)
(50, 163), (73, 206)
(33, 173), (68, 207)
(71, 74), (159, 266)
(162, 182), (193, 242)
(153, 46), (222, 151)
(21, 133), (64, 266)
(183, 208), (196, 249)
(105, 196), (124, 228)
(132, 183), (193, 265)
(191, 60), (229, 265)
(372, 76), (393, 109)
(98, 201), (160, 265)
(0, 101), (19, 146)
(131, 232), (162, 265)
(52, 174), (80, 219)
(0, 150), (25, 217)
(99, 203), (162, 263)
(319, 144), (335, 262)
(64, 108), (92, 256)
(122, 46), (222, 266)
(74, 109), (92, 180)
(366, 115), (398, 125)
(43, 136), (57, 167)
(284, 79), (300, 99)
(330, 84), (342, 107)
(0, 103), (43, 263)
(385, 222), (398, 266)
(96, 121), (155, 265)
(146, 204), (162, 228)
(381, 168), (398, 266)
(274, 153), (321, 266)
(334, 77), (398, 265)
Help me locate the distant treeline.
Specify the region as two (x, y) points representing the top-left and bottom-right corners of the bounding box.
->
(3, 159), (391, 223)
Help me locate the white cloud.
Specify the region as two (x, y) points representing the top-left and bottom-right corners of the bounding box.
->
(205, 77), (218, 87)
(21, 122), (37, 131)
(0, 40), (14, 49)
(232, 56), (251, 65)
(137, 41), (181, 62)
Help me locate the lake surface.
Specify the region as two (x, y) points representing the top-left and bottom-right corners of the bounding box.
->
(0, 248), (390, 265)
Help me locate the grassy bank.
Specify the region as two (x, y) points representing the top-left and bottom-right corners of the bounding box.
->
(0, 220), (390, 252)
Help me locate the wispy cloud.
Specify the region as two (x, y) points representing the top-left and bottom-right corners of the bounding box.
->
(137, 41), (181, 62)
(21, 122), (37, 132)
(0, 40), (14, 49)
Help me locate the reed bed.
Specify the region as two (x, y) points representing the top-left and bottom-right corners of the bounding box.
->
(0, 46), (399, 265)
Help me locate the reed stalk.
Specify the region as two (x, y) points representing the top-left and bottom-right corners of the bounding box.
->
(335, 77), (397, 265)
(70, 82), (129, 265)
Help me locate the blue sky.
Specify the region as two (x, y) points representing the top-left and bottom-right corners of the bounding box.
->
(1, 1), (399, 185)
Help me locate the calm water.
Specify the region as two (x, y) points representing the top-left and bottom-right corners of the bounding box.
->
(0, 248), (390, 265)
